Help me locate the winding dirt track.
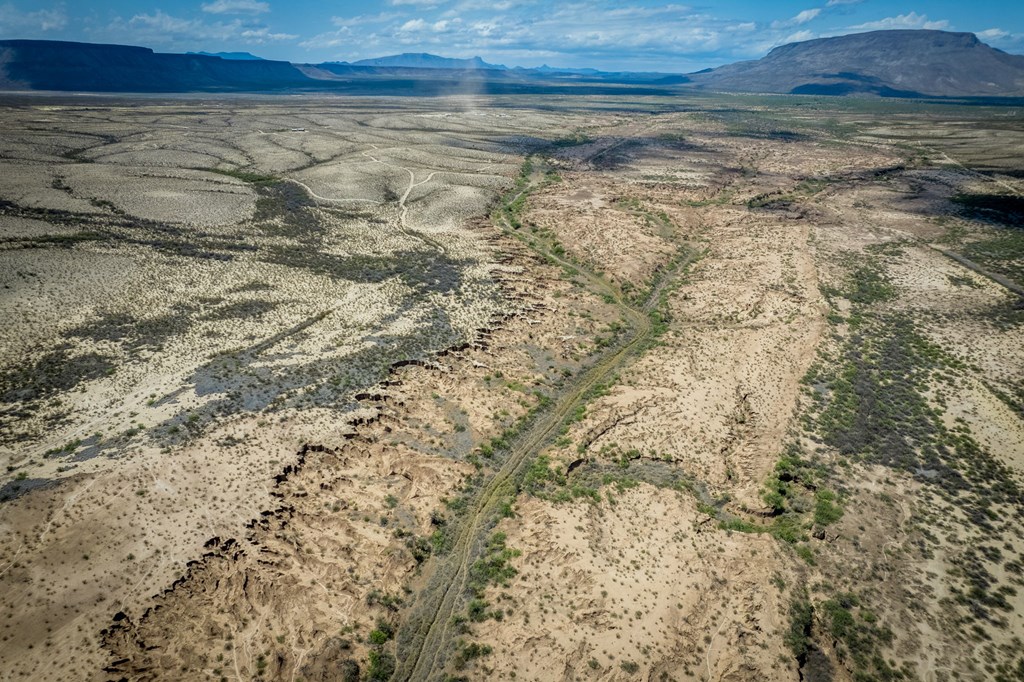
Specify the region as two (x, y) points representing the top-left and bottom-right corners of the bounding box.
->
(394, 154), (688, 680)
(287, 147), (451, 255)
(361, 145), (449, 254)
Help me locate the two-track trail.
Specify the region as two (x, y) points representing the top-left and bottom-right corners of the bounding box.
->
(393, 140), (691, 681)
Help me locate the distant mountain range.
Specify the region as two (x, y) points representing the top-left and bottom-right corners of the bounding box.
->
(188, 51), (265, 61)
(346, 53), (505, 70)
(0, 40), (683, 95)
(1, 30), (1022, 98)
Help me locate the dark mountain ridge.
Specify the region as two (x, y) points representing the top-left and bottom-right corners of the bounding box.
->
(2, 31), (1023, 99)
(691, 30), (1024, 97)
(0, 40), (676, 94)
(188, 51), (266, 61)
(0, 40), (307, 92)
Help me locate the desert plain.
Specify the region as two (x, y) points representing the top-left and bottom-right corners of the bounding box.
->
(0, 92), (1022, 682)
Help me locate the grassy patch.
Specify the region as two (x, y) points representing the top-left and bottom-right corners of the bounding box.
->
(467, 531), (521, 598)
(747, 444), (841, 543)
(450, 532), (522, 630)
(452, 640), (493, 670)
(366, 650), (395, 681)
(819, 592), (903, 681)
(0, 348), (116, 404)
(962, 230), (1024, 288)
(952, 193), (1024, 228)
(549, 130), (592, 148)
(805, 248), (1024, 644)
(784, 593), (813, 659)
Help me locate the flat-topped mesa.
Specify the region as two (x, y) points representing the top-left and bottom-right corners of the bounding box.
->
(0, 39), (310, 91)
(690, 29), (1024, 97)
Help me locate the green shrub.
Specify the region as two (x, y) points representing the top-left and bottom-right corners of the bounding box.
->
(813, 490), (843, 526)
(784, 595), (813, 658)
(366, 651), (395, 681)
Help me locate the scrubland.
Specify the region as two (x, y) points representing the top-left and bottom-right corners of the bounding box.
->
(0, 93), (1022, 681)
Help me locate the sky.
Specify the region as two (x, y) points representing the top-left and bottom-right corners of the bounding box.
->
(0, 1), (1022, 72)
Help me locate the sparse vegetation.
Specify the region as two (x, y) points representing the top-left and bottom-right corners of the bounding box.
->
(3, 90), (1022, 682)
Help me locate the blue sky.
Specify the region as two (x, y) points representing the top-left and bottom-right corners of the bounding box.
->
(1, 1), (1022, 71)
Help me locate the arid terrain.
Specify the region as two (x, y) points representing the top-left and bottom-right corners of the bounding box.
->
(1, 93), (1022, 682)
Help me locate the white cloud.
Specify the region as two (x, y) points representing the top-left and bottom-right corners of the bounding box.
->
(792, 9), (821, 25)
(98, 9), (294, 47)
(300, 0), (891, 71)
(331, 12), (400, 27)
(973, 28), (1023, 51)
(398, 19), (427, 32)
(201, 0), (270, 14)
(470, 20), (499, 37)
(301, 13), (403, 49)
(454, 0), (529, 9)
(0, 3), (67, 33)
(604, 4), (692, 19)
(240, 27), (297, 42)
(850, 12), (950, 31)
(452, 0), (537, 9)
(977, 28), (1009, 41)
(299, 27), (351, 49)
(826, 0), (863, 5)
(128, 11), (198, 35)
(782, 29), (815, 44)
(772, 8), (821, 29)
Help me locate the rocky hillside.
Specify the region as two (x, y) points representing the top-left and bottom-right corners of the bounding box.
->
(692, 30), (1024, 97)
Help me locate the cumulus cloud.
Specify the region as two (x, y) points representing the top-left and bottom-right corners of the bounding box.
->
(974, 27), (1024, 51)
(453, 0), (537, 10)
(298, 0), (966, 71)
(0, 3), (68, 33)
(201, 0), (270, 15)
(398, 18), (426, 31)
(240, 27), (297, 42)
(302, 3), (785, 69)
(977, 28), (1009, 40)
(781, 29), (816, 44)
(331, 12), (400, 28)
(850, 12), (950, 31)
(128, 11), (196, 34)
(98, 9), (294, 47)
(792, 9), (822, 25)
(772, 8), (822, 29)
(299, 27), (351, 50)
